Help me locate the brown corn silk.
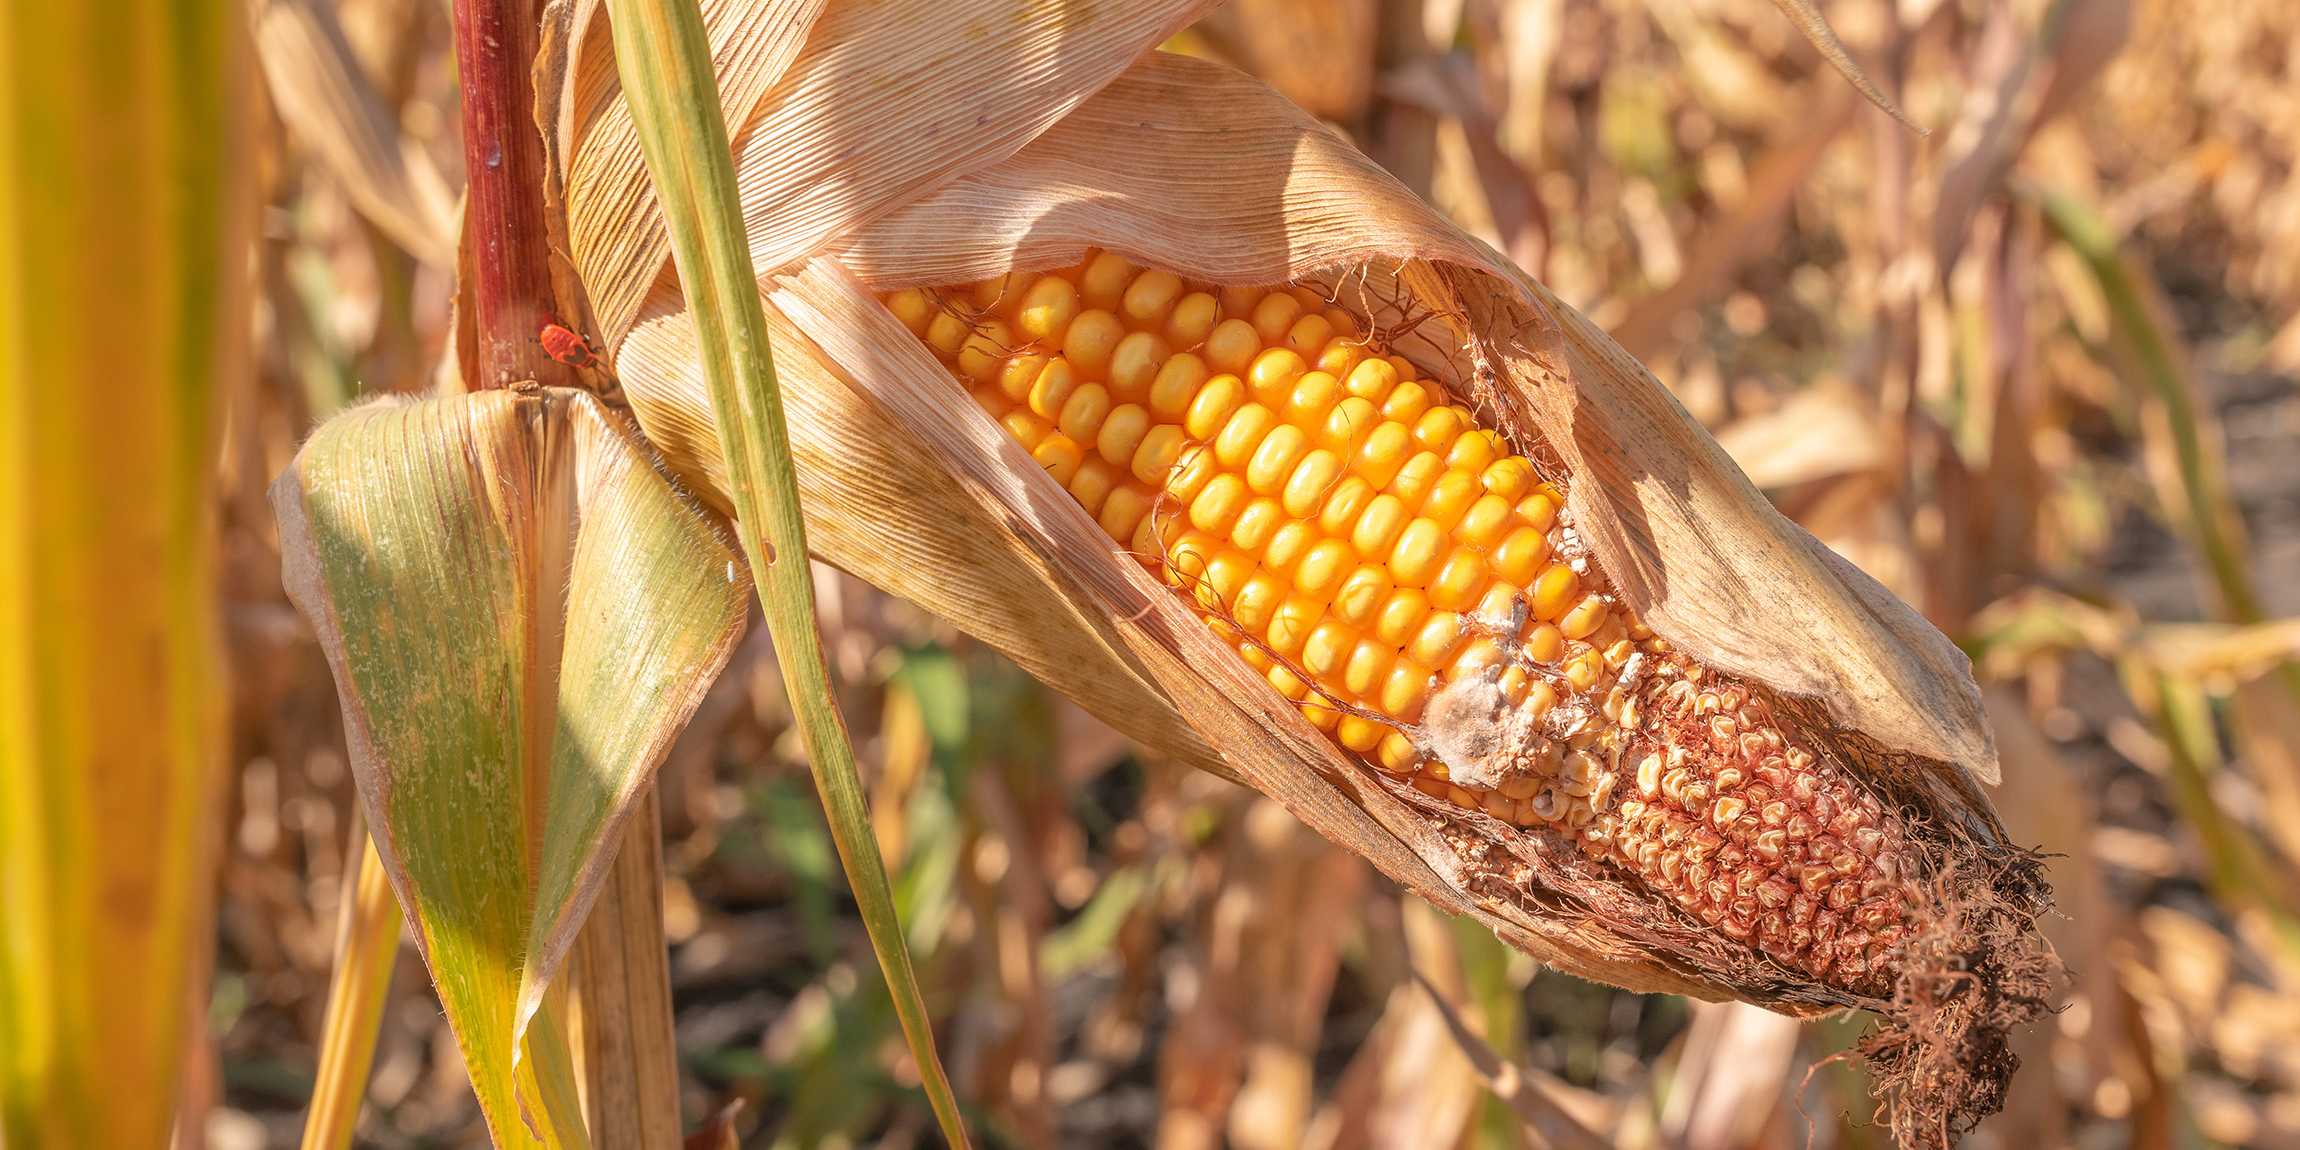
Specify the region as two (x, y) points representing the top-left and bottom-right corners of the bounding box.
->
(578, 30), (2052, 1140)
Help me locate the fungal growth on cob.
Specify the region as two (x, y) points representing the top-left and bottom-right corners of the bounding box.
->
(881, 250), (2055, 1141)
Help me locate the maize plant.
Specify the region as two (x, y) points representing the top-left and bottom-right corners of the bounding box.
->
(268, 0), (2059, 1145)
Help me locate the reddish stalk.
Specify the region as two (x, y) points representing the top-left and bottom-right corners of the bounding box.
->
(453, 0), (570, 389)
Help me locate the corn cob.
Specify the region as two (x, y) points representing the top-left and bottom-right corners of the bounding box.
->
(883, 252), (1912, 994)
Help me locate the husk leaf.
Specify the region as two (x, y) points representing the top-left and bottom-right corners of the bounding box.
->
(273, 387), (749, 1145)
(568, 0), (1215, 341)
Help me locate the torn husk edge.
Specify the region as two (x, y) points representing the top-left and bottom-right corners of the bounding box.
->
(608, 50), (2057, 1143)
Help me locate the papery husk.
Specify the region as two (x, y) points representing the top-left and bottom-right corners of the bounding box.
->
(577, 43), (2053, 1143)
(565, 0), (1213, 342)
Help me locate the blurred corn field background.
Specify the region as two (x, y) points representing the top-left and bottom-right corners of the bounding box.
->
(183, 0), (2298, 1145)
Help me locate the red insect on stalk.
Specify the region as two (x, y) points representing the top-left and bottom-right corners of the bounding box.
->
(539, 322), (596, 368)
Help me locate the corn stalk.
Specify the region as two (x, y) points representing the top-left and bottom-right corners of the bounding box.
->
(0, 0), (247, 1144)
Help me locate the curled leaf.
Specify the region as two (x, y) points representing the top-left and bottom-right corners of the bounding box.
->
(274, 388), (749, 1145)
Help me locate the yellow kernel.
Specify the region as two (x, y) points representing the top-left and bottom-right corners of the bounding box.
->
(1446, 636), (1505, 682)
(1559, 593), (1609, 641)
(1497, 666), (1530, 705)
(1229, 497), (1284, 552)
(1316, 475), (1376, 537)
(1376, 731), (1420, 773)
(1165, 444), (1219, 502)
(1107, 332), (1169, 402)
(1491, 526), (1552, 586)
(969, 273), (1022, 314)
(1524, 680), (1559, 719)
(1166, 291), (1221, 346)
(1033, 434), (1084, 485)
(1522, 621), (1565, 664)
(1303, 620), (1356, 678)
(885, 288), (936, 335)
(1337, 714), (1386, 753)
(1063, 310), (1125, 377)
(1373, 588), (1429, 645)
(1284, 314), (1335, 361)
(1237, 642), (1272, 672)
(1386, 355), (1419, 380)
(1183, 374), (1247, 440)
(1282, 448), (1345, 519)
(1388, 519), (1447, 584)
(1000, 409), (1053, 449)
(1321, 307), (1359, 338)
(1350, 422), (1415, 488)
(1413, 406), (1470, 453)
(1281, 370), (1344, 427)
(1299, 696), (1341, 732)
(1470, 582), (1519, 624)
(1057, 382), (1111, 444)
(1131, 506), (1172, 558)
(1247, 348), (1309, 406)
(1232, 572), (1284, 630)
(1016, 276), (1080, 344)
(1420, 468), (1482, 531)
(1348, 494), (1410, 559)
(1214, 403), (1279, 469)
(925, 309), (971, 359)
(1343, 640), (1396, 698)
(1448, 429), (1504, 473)
(1246, 424), (1311, 494)
(1068, 458), (1116, 514)
(1200, 549), (1252, 608)
(1406, 611), (1463, 667)
(1026, 358), (1078, 422)
(1381, 380), (1433, 423)
(1531, 563), (1580, 621)
(1268, 596), (1324, 655)
(1261, 520), (1317, 575)
(1389, 452), (1446, 508)
(1188, 473), (1250, 534)
(1427, 549), (1488, 611)
(1219, 285), (1266, 316)
(1517, 489), (1559, 533)
(1204, 318), (1262, 374)
(1079, 251), (1137, 309)
(1267, 664), (1310, 701)
(1132, 424), (1188, 485)
(1320, 396), (1381, 453)
(1455, 494), (1514, 548)
(1148, 353), (1210, 419)
(1121, 270), (1184, 327)
(1343, 357), (1399, 402)
(1333, 565), (1393, 626)
(1481, 457), (1535, 500)
(1314, 337), (1363, 380)
(1166, 530), (1218, 584)
(1293, 538), (1354, 597)
(1563, 649), (1604, 691)
(1097, 485), (1150, 542)
(1250, 293), (1304, 343)
(996, 353), (1046, 404)
(1379, 662), (1432, 721)
(1095, 403), (1151, 467)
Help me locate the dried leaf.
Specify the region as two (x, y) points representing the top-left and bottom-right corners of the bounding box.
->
(569, 0), (1215, 342)
(274, 388), (749, 1144)
(253, 0), (458, 266)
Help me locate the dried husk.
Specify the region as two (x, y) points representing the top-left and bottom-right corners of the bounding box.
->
(560, 23), (2054, 1140)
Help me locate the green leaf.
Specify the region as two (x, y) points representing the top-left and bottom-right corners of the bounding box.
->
(274, 388), (749, 1146)
(597, 0), (972, 1143)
